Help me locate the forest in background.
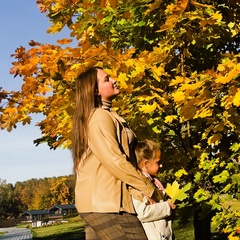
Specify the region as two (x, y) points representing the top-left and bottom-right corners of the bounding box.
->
(0, 175), (75, 220)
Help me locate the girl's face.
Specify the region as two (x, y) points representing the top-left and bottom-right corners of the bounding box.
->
(97, 69), (120, 101)
(146, 150), (161, 176)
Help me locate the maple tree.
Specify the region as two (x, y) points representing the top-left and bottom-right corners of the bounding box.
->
(0, 0), (239, 239)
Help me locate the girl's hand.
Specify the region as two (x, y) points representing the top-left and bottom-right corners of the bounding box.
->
(144, 195), (156, 205)
(167, 199), (176, 209)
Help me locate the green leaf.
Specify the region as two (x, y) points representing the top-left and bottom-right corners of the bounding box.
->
(194, 188), (210, 202)
(230, 143), (240, 152)
(175, 169), (188, 178)
(212, 170), (229, 184)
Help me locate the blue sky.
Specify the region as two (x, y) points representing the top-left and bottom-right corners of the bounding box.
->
(0, 1), (73, 184)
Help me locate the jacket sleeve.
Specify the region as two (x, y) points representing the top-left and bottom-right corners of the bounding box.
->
(88, 109), (154, 197)
(132, 197), (171, 223)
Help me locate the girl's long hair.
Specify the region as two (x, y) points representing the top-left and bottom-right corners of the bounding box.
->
(72, 67), (102, 173)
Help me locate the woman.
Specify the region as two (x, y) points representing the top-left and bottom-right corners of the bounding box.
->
(72, 67), (155, 240)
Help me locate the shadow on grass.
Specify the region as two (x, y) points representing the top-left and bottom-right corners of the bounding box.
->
(33, 232), (85, 240)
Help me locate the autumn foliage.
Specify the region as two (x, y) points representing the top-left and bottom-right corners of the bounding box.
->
(0, 176), (75, 219)
(0, 0), (239, 239)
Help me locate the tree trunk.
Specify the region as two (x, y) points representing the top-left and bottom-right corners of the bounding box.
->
(194, 210), (212, 240)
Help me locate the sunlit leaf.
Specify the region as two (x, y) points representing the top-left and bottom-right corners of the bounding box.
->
(165, 115), (178, 123)
(139, 102), (157, 113)
(212, 170), (230, 184)
(166, 180), (191, 203)
(207, 133), (222, 145)
(175, 169), (188, 178)
(57, 38), (73, 45)
(118, 73), (128, 89)
(172, 91), (185, 103)
(233, 89), (240, 107)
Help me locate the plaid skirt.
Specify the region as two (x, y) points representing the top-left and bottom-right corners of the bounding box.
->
(79, 212), (148, 240)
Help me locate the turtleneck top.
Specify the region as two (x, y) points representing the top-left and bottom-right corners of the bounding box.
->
(102, 100), (112, 110)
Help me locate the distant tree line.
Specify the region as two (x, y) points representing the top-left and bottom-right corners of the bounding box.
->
(0, 175), (75, 219)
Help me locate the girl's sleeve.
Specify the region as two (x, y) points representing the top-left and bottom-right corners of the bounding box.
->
(88, 109), (154, 197)
(132, 197), (171, 223)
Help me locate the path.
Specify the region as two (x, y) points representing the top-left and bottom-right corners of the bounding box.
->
(0, 227), (32, 240)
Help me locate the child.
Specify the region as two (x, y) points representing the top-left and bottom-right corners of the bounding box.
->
(130, 139), (176, 240)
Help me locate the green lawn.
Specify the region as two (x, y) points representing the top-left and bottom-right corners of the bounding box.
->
(0, 231), (7, 237)
(173, 219), (195, 240)
(31, 221), (85, 240)
(30, 216), (195, 240)
(30, 220), (195, 240)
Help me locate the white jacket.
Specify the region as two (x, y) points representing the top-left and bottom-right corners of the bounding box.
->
(132, 197), (173, 240)
(130, 173), (174, 240)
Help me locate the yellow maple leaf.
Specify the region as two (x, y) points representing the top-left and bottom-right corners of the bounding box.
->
(211, 11), (222, 21)
(180, 81), (203, 90)
(38, 103), (45, 111)
(152, 65), (165, 82)
(165, 14), (178, 27)
(47, 22), (63, 34)
(207, 133), (222, 145)
(118, 73), (128, 89)
(233, 89), (240, 107)
(1, 112), (17, 132)
(139, 102), (157, 113)
(217, 65), (225, 72)
(228, 231), (239, 240)
(165, 115), (178, 123)
(125, 59), (135, 68)
(169, 76), (185, 86)
(146, 0), (162, 15)
(165, 180), (191, 203)
(165, 3), (176, 14)
(216, 68), (239, 84)
(194, 107), (213, 119)
(172, 91), (185, 103)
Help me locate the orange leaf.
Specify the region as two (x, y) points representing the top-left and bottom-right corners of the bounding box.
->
(57, 38), (73, 45)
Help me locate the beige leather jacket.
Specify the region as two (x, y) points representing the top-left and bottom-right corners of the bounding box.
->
(75, 108), (154, 213)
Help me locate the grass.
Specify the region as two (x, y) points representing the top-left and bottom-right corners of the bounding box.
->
(30, 216), (85, 240)
(30, 215), (195, 240)
(173, 219), (195, 240)
(0, 231), (7, 237)
(30, 219), (194, 240)
(31, 221), (85, 240)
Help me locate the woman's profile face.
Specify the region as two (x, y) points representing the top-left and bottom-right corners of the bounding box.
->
(97, 69), (120, 101)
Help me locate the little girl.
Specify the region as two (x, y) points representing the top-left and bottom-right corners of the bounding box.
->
(130, 139), (176, 240)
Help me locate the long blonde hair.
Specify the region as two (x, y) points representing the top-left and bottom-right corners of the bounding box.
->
(72, 67), (102, 173)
